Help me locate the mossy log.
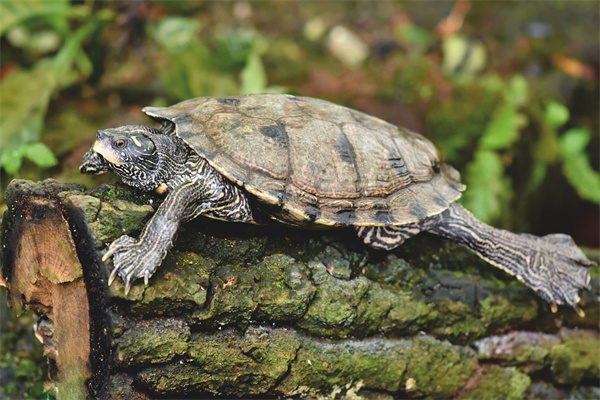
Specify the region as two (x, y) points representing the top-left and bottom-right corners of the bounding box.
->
(1, 179), (598, 399)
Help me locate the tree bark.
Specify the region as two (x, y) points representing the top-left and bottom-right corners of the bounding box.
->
(1, 179), (598, 399)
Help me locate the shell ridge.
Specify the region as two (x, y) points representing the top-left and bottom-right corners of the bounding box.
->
(386, 126), (416, 189)
(338, 123), (362, 196)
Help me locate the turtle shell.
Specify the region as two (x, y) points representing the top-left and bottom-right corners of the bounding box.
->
(143, 94), (465, 227)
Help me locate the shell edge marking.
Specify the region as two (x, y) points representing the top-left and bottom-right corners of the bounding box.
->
(243, 183), (283, 206)
(142, 106), (164, 118)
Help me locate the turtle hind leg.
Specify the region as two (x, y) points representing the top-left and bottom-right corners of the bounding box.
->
(426, 202), (593, 308)
(355, 224), (423, 250)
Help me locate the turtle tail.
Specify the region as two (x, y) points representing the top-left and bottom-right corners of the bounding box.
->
(426, 203), (593, 311)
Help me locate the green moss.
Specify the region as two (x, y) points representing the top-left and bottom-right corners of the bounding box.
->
(63, 193), (154, 248)
(356, 282), (407, 334)
(278, 334), (477, 398)
(512, 343), (552, 373)
(384, 295), (432, 334)
(62, 193), (101, 225)
(140, 326), (301, 396)
(5, 179), (85, 207)
(136, 363), (215, 395)
(59, 182), (562, 347)
(192, 262), (257, 327)
(252, 255), (316, 321)
(281, 341), (404, 396)
(510, 344), (551, 373)
(115, 318), (190, 366)
(176, 220), (269, 266)
(118, 251), (213, 315)
(463, 366), (531, 400)
(549, 331), (600, 384)
(479, 294), (539, 330)
(89, 183), (157, 205)
(431, 305), (488, 339)
(401, 336), (478, 397)
(313, 244), (367, 280)
(505, 368), (531, 400)
(361, 254), (423, 288)
(297, 261), (371, 337)
(473, 329), (600, 384)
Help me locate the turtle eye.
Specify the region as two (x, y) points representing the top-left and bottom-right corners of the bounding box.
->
(113, 139), (126, 149)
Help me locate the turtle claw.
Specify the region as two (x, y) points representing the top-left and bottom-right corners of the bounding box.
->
(102, 247), (116, 262)
(102, 234), (165, 294)
(551, 301), (585, 318)
(573, 305), (585, 318)
(108, 267), (119, 286)
(124, 278), (133, 296)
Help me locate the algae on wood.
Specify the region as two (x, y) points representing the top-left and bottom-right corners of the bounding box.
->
(1, 179), (598, 399)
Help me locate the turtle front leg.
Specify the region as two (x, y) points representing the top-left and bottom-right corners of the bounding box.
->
(103, 182), (195, 294)
(103, 176), (253, 294)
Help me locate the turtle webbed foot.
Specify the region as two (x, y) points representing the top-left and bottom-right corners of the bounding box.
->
(103, 235), (165, 295)
(523, 233), (593, 311)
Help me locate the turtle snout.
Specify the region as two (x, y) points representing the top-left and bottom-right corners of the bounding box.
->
(96, 129), (108, 140)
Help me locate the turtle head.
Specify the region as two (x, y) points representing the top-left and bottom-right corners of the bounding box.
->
(83, 125), (184, 191)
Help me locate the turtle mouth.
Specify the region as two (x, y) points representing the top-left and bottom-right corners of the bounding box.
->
(93, 140), (125, 165)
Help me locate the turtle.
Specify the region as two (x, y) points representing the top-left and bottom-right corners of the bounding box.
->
(80, 94), (592, 311)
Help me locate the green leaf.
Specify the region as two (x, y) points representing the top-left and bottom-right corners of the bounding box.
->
(50, 18), (102, 85)
(214, 29), (259, 68)
(559, 128), (600, 204)
(0, 142), (57, 173)
(6, 27), (62, 55)
(545, 101), (570, 129)
(442, 35), (468, 75)
(560, 128), (588, 152)
(479, 104), (527, 150)
(22, 142), (58, 167)
(241, 52), (267, 94)
(442, 34), (487, 78)
(0, 19), (101, 150)
(152, 17), (200, 54)
(0, 0), (70, 36)
(151, 19), (244, 99)
(0, 148), (24, 174)
(157, 49), (239, 100)
(527, 161), (548, 195)
(0, 60), (57, 149)
(505, 75), (527, 106)
(478, 76), (528, 150)
(397, 24), (434, 49)
(462, 150), (512, 223)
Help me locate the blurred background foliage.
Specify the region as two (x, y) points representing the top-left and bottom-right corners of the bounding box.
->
(0, 1), (598, 396)
(1, 0), (598, 238)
